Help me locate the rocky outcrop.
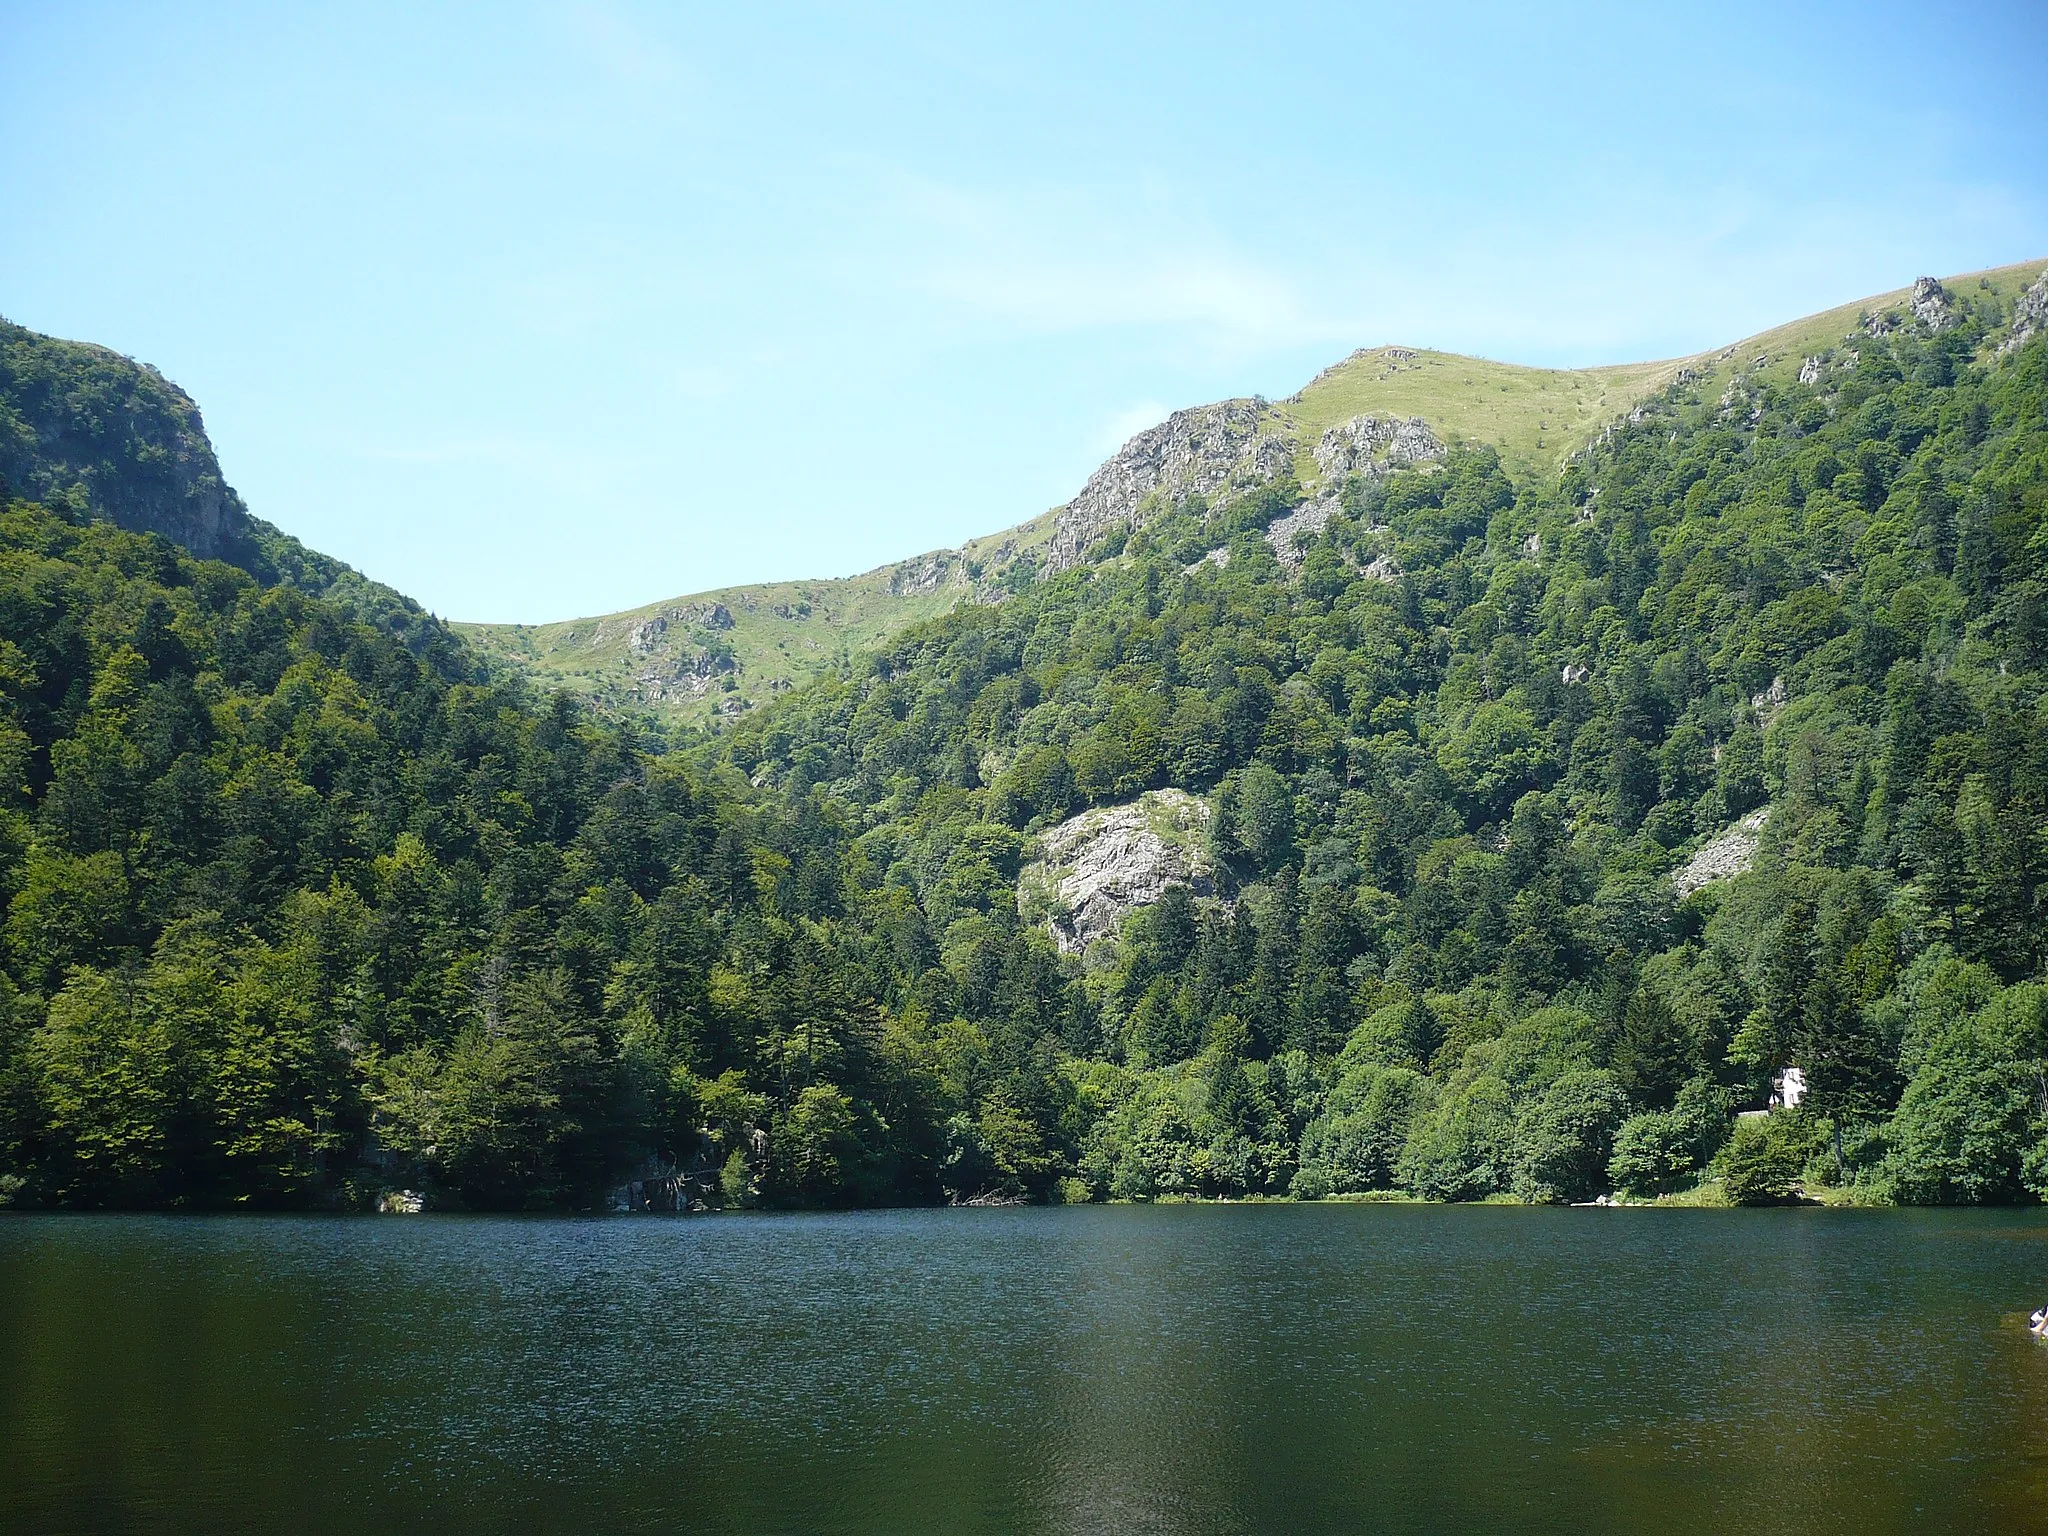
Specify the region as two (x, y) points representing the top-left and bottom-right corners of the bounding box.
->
(1749, 675), (1788, 724)
(1019, 789), (1214, 952)
(637, 647), (736, 703)
(2000, 269), (2048, 356)
(1311, 414), (1444, 480)
(0, 319), (248, 559)
(679, 601), (735, 630)
(1800, 348), (1859, 387)
(1264, 493), (1341, 568)
(889, 551), (966, 596)
(0, 318), (456, 664)
(1673, 807), (1770, 898)
(1865, 279), (1957, 338)
(1910, 277), (1958, 332)
(1048, 400), (1292, 571)
(628, 602), (735, 653)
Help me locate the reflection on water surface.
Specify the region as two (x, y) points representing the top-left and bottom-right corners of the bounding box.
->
(5, 1205), (2048, 1534)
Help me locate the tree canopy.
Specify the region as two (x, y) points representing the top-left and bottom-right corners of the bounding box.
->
(4, 286), (2048, 1210)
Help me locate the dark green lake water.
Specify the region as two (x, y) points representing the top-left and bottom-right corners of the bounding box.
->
(5, 1205), (2048, 1534)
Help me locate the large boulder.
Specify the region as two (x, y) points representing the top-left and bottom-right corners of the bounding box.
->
(1910, 276), (1959, 333)
(1018, 789), (1215, 952)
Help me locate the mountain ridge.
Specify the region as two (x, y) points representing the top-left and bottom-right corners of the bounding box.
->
(458, 258), (2048, 725)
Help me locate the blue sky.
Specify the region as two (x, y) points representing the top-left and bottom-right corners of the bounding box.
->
(3, 2), (2046, 623)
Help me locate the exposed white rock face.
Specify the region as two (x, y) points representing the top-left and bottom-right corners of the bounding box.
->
(1561, 663), (1590, 685)
(1312, 414), (1444, 480)
(2000, 270), (2048, 356)
(1750, 675), (1788, 724)
(1863, 280), (1958, 338)
(1049, 400), (1293, 572)
(1910, 277), (1958, 332)
(1673, 807), (1770, 898)
(889, 551), (966, 596)
(1361, 552), (1403, 584)
(1020, 789), (1214, 952)
(1798, 355), (1826, 385)
(1264, 494), (1342, 568)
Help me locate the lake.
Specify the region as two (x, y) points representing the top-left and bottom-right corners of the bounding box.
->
(4, 1205), (2048, 1534)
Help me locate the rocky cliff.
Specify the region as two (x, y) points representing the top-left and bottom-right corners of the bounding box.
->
(1047, 400), (1293, 571)
(0, 319), (248, 558)
(0, 316), (462, 669)
(1309, 413), (1444, 480)
(2000, 269), (2048, 356)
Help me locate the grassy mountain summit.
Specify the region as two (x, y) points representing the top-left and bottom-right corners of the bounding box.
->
(459, 260), (2048, 725)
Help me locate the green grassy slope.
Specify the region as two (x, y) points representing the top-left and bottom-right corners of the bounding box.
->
(1278, 259), (2047, 486)
(1703, 260), (2044, 392)
(459, 258), (2048, 724)
(455, 515), (1052, 727)
(1276, 348), (1686, 486)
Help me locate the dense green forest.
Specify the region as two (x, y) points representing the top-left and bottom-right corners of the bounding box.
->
(2, 282), (2046, 1210)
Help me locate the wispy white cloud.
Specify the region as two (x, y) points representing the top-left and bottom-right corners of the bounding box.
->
(834, 165), (1353, 356)
(547, 0), (689, 91)
(925, 251), (1331, 349)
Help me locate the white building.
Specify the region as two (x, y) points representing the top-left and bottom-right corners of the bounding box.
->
(1770, 1065), (1807, 1111)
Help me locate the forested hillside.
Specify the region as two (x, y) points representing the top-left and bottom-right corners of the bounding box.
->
(0, 318), (465, 670)
(1, 270), (2045, 1210)
(718, 268), (2048, 1207)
